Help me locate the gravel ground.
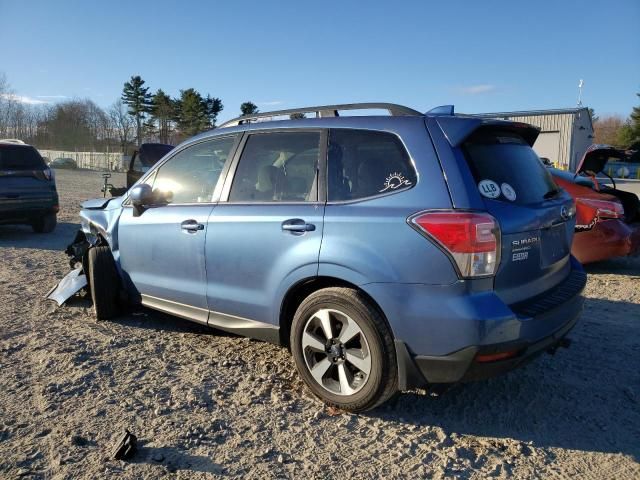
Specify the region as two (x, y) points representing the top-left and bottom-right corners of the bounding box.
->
(0, 169), (639, 479)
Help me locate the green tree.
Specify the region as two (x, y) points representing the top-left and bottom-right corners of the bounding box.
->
(121, 75), (152, 146)
(203, 95), (223, 127)
(588, 107), (598, 123)
(290, 112), (306, 119)
(174, 88), (209, 137)
(617, 121), (635, 147)
(151, 89), (175, 144)
(240, 101), (259, 116)
(614, 92), (640, 148)
(627, 91), (640, 145)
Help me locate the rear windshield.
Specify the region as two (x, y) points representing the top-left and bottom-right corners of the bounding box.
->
(462, 130), (558, 205)
(0, 145), (46, 170)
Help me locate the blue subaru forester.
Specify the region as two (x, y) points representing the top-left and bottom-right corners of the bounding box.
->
(61, 103), (585, 412)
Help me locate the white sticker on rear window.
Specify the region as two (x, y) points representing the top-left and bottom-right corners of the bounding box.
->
(501, 182), (517, 201)
(379, 172), (412, 193)
(478, 179), (500, 199)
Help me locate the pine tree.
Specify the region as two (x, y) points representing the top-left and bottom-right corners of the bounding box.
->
(174, 88), (209, 137)
(151, 89), (175, 144)
(240, 101), (259, 116)
(628, 92), (640, 144)
(121, 76), (152, 146)
(203, 95), (223, 127)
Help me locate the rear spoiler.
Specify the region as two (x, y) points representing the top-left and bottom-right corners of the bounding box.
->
(435, 116), (540, 147)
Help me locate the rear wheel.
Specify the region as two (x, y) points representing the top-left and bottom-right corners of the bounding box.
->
(87, 245), (120, 320)
(31, 213), (57, 233)
(290, 287), (397, 412)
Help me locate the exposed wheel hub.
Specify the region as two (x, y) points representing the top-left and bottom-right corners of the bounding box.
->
(326, 339), (345, 363)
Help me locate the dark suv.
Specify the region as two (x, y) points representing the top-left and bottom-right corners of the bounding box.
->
(0, 140), (59, 232)
(58, 103), (585, 412)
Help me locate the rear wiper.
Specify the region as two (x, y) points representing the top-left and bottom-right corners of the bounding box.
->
(543, 188), (561, 199)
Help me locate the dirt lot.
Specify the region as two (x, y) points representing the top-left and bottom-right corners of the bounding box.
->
(1, 169), (639, 479)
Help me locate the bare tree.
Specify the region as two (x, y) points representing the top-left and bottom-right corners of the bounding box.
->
(594, 115), (627, 146)
(0, 72), (16, 138)
(108, 100), (135, 154)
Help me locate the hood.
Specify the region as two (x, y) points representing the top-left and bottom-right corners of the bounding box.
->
(576, 144), (626, 175)
(81, 196), (123, 210)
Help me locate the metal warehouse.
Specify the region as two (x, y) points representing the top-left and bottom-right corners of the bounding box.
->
(476, 107), (594, 171)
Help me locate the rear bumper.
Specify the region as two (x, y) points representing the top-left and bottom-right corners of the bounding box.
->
(404, 289), (582, 385)
(572, 219), (640, 264)
(0, 195), (58, 225)
(364, 257), (586, 390)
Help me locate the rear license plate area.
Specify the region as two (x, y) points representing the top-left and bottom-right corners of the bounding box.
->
(540, 224), (569, 267)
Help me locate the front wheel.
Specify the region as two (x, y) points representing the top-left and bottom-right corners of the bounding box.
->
(87, 245), (120, 320)
(290, 287), (397, 412)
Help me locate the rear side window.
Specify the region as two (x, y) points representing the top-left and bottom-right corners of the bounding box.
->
(462, 130), (558, 205)
(0, 146), (46, 170)
(328, 129), (415, 201)
(229, 131), (320, 202)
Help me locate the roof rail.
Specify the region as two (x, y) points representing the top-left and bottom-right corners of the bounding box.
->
(219, 103), (422, 128)
(0, 138), (26, 144)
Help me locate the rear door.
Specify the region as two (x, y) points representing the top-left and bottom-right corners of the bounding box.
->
(460, 128), (576, 305)
(205, 130), (325, 331)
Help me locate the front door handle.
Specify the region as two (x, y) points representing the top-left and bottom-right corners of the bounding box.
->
(282, 219), (316, 233)
(181, 220), (204, 233)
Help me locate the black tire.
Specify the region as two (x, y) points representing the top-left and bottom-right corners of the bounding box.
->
(87, 245), (120, 320)
(31, 213), (57, 233)
(290, 287), (397, 412)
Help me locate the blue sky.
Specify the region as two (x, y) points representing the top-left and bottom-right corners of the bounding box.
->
(1, 0), (638, 122)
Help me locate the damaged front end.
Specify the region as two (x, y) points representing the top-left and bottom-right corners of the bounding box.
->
(46, 196), (124, 305)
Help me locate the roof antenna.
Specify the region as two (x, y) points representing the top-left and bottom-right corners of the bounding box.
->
(577, 79), (584, 106)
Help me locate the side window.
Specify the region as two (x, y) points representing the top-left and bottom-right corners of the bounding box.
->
(328, 129), (416, 201)
(151, 136), (236, 204)
(131, 151), (145, 173)
(229, 131), (320, 202)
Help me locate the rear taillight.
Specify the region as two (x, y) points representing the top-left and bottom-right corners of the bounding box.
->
(43, 167), (55, 181)
(576, 198), (624, 220)
(409, 211), (500, 278)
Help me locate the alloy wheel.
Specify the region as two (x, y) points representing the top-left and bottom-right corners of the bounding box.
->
(301, 308), (372, 396)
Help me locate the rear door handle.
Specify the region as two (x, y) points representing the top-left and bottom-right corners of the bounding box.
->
(281, 219), (315, 233)
(181, 219), (204, 233)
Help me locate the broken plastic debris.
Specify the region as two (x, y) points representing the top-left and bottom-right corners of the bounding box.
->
(111, 429), (137, 460)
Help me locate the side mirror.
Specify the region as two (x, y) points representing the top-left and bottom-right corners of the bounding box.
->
(130, 184), (154, 217)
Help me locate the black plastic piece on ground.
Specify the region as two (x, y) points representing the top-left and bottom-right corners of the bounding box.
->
(111, 430), (137, 460)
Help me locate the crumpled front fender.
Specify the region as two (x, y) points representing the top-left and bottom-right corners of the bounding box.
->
(45, 266), (87, 306)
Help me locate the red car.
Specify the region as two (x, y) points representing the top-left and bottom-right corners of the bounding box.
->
(549, 145), (640, 264)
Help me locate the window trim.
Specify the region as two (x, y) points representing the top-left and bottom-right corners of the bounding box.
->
(122, 134), (241, 207)
(219, 128), (328, 205)
(325, 128), (417, 205)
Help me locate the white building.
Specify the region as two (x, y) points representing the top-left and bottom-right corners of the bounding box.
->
(478, 107), (594, 171)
